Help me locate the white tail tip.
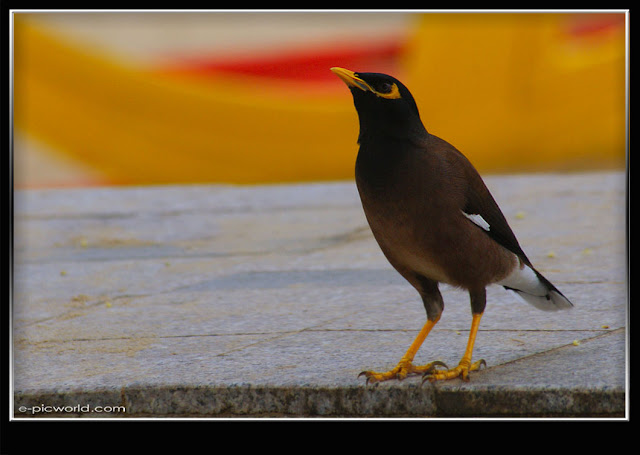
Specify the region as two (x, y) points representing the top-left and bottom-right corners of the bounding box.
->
(505, 287), (573, 311)
(498, 260), (573, 311)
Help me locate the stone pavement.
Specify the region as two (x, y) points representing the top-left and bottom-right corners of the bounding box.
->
(12, 171), (628, 418)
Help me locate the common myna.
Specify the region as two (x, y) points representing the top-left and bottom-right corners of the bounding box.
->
(331, 67), (573, 383)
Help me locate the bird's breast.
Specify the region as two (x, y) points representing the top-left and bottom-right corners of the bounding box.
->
(356, 178), (453, 285)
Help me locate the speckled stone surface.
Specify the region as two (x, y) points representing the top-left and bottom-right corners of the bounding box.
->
(12, 172), (628, 418)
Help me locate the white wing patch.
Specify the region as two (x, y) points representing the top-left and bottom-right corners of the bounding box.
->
(461, 211), (490, 231)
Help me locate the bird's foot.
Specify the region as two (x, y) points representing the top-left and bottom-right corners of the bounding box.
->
(359, 359), (448, 384)
(422, 358), (486, 383)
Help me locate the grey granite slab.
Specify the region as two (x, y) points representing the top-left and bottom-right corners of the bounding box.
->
(12, 171), (628, 418)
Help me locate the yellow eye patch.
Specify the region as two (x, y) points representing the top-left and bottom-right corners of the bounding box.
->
(330, 68), (402, 100)
(374, 83), (401, 100)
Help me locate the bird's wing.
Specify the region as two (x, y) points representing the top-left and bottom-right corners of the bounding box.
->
(420, 133), (532, 265)
(460, 166), (532, 266)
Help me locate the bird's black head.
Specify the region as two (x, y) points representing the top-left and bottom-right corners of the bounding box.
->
(331, 67), (427, 143)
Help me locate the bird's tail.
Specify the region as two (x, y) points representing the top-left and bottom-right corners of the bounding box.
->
(498, 263), (573, 311)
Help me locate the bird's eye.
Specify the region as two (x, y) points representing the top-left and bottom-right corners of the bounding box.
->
(371, 80), (402, 99)
(379, 82), (393, 93)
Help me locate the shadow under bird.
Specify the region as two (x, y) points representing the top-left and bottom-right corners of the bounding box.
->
(331, 67), (573, 383)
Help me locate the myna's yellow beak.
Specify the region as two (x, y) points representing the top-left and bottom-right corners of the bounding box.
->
(330, 67), (372, 92)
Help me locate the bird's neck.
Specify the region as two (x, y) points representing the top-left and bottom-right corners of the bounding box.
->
(355, 134), (418, 191)
(355, 114), (430, 190)
(357, 115), (428, 147)
(357, 116), (430, 159)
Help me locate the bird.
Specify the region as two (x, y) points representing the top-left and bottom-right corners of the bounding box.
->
(331, 67), (573, 383)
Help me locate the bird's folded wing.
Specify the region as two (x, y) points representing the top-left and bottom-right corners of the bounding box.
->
(461, 166), (532, 266)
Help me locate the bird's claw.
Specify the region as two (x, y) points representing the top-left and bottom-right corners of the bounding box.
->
(358, 360), (449, 384)
(421, 358), (487, 384)
(424, 360), (449, 372)
(357, 371), (375, 386)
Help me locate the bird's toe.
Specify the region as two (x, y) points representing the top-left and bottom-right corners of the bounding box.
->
(422, 359), (487, 383)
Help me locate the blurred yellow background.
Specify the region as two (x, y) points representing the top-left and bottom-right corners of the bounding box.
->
(12, 11), (627, 188)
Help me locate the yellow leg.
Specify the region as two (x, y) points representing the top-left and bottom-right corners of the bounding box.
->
(423, 312), (486, 382)
(359, 316), (447, 384)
